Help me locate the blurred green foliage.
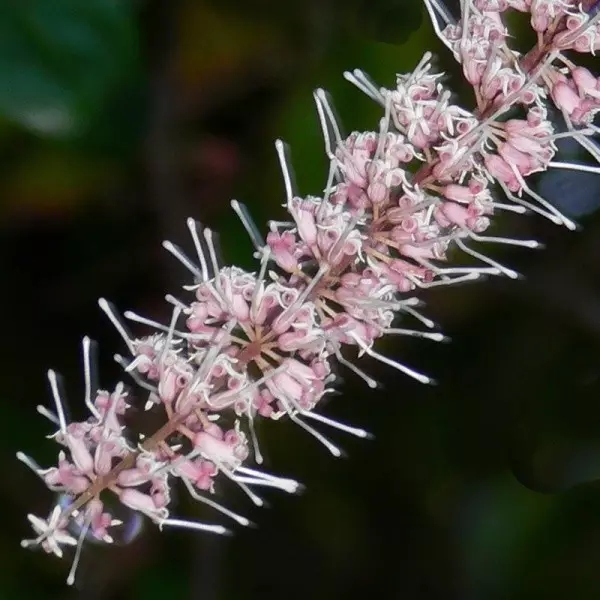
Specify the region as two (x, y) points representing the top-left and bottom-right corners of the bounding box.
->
(2, 1), (600, 599)
(0, 0), (139, 137)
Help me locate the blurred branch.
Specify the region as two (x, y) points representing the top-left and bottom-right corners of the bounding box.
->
(141, 0), (189, 290)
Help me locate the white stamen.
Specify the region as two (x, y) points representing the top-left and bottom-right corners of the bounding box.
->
(455, 238), (519, 279)
(123, 312), (188, 340)
(498, 180), (563, 224)
(384, 328), (448, 342)
(36, 405), (60, 425)
(165, 294), (188, 311)
(423, 0), (454, 49)
(203, 229), (221, 283)
(490, 202), (527, 214)
(158, 517), (228, 536)
(334, 349), (379, 388)
(464, 229), (541, 248)
(210, 458), (265, 507)
(343, 70), (384, 104)
(405, 271), (482, 288)
(548, 161), (600, 175)
(460, 0), (470, 53)
(233, 476), (300, 493)
(575, 134), (600, 164)
(399, 303), (436, 328)
(550, 128), (596, 140)
(66, 516), (91, 586)
(47, 370), (68, 434)
(250, 248), (271, 325)
(113, 354), (158, 394)
(181, 479), (251, 527)
(162, 240), (202, 278)
(247, 413), (263, 465)
(277, 264), (328, 327)
(349, 334), (434, 385)
(186, 218), (210, 281)
(268, 220), (295, 229)
(192, 320), (237, 385)
(314, 89), (344, 146)
(320, 161), (339, 220)
(275, 139), (296, 208)
(16, 452), (46, 476)
(161, 306), (182, 366)
(313, 89), (337, 159)
(231, 200), (266, 251)
(288, 411), (343, 456)
(279, 396), (343, 456)
(327, 213), (364, 265)
(98, 299), (135, 354)
(82, 337), (101, 419)
(236, 466), (302, 493)
(300, 410), (371, 439)
(520, 179), (577, 230)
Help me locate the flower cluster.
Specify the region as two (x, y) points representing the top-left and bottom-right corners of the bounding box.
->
(18, 0), (600, 585)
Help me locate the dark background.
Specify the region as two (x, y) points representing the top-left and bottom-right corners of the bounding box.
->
(3, 1), (600, 598)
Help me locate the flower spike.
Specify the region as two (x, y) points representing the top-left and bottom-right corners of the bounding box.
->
(19, 0), (600, 585)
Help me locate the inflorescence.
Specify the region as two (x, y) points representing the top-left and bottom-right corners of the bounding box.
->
(18, 0), (600, 585)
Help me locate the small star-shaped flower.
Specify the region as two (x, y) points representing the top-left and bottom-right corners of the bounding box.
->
(22, 505), (77, 558)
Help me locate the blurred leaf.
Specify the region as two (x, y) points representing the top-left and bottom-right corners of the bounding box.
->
(66, 74), (148, 158)
(539, 137), (600, 219)
(0, 0), (138, 137)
